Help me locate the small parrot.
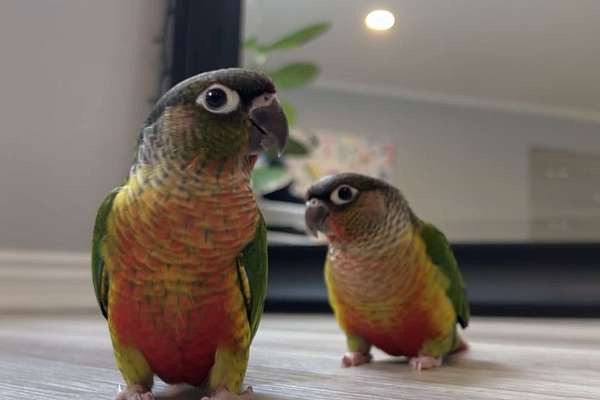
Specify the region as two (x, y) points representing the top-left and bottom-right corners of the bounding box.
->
(92, 69), (288, 400)
(305, 173), (469, 370)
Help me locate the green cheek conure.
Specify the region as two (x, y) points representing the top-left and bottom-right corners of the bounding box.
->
(92, 69), (288, 400)
(305, 173), (469, 371)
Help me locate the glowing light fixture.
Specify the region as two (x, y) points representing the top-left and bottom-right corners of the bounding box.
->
(365, 9), (395, 31)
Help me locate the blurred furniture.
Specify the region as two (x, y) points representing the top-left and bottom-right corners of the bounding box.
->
(267, 243), (600, 316)
(2, 244), (600, 317)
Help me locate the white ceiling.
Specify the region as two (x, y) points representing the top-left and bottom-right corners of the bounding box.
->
(244, 0), (600, 122)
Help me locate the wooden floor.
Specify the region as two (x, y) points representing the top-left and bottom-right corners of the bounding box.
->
(0, 314), (599, 400)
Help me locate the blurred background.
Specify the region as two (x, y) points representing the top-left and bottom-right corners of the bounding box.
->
(0, 0), (598, 316)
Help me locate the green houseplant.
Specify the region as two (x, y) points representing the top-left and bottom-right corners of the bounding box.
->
(244, 22), (331, 196)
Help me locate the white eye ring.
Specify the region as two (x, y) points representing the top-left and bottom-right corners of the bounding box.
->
(196, 83), (240, 114)
(330, 185), (358, 205)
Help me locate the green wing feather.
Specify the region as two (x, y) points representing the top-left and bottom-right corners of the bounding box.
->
(416, 218), (470, 328)
(236, 213), (269, 340)
(91, 187), (120, 319)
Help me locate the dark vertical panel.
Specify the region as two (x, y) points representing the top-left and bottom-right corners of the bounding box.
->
(170, 0), (241, 85)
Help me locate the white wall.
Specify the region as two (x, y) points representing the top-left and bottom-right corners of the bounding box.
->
(0, 1), (598, 253)
(0, 0), (165, 252)
(286, 87), (600, 242)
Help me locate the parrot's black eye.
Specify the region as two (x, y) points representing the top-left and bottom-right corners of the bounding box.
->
(330, 185), (358, 205)
(196, 83), (240, 114)
(205, 88), (227, 109)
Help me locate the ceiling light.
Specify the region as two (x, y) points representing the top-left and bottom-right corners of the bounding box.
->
(365, 9), (395, 31)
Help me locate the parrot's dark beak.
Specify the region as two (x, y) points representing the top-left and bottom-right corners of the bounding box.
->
(305, 198), (330, 238)
(249, 93), (289, 156)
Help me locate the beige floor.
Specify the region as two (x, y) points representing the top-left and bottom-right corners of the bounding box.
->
(0, 314), (599, 400)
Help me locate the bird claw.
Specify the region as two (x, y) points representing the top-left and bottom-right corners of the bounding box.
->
(341, 351), (372, 368)
(201, 386), (253, 400)
(409, 355), (442, 371)
(116, 384), (155, 400)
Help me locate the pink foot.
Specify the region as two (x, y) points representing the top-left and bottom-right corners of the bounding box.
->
(116, 384), (155, 400)
(409, 355), (442, 371)
(201, 386), (253, 400)
(341, 352), (372, 368)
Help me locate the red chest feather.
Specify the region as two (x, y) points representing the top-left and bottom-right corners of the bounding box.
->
(346, 305), (438, 357)
(111, 285), (236, 385)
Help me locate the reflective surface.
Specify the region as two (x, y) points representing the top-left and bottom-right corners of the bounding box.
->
(244, 0), (600, 242)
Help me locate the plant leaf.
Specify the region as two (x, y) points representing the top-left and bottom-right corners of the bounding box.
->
(260, 22), (331, 52)
(251, 165), (290, 194)
(284, 137), (310, 156)
(243, 37), (259, 49)
(281, 100), (296, 126)
(270, 63), (319, 90)
(264, 136), (310, 159)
